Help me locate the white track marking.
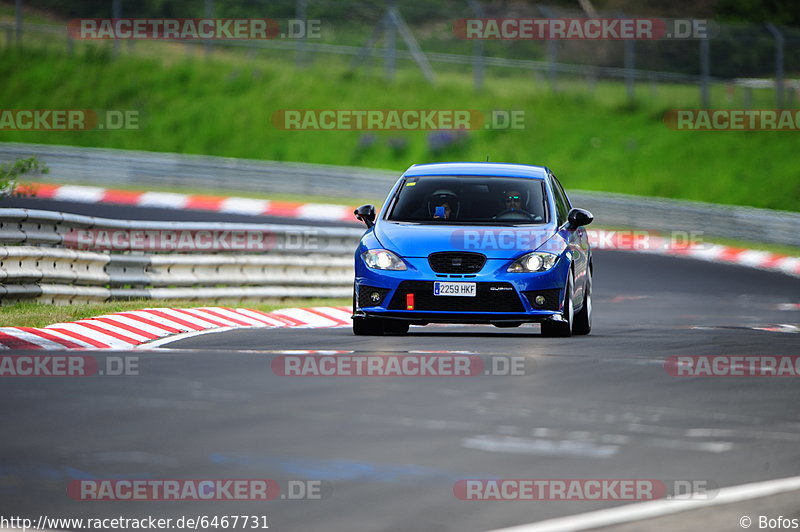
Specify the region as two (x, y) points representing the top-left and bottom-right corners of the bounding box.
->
(52, 184), (106, 202)
(296, 203), (350, 221)
(485, 475), (800, 532)
(219, 197), (269, 215)
(136, 191), (189, 209)
(139, 327), (237, 348)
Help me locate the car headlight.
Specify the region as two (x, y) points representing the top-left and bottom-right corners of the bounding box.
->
(507, 252), (558, 273)
(361, 249), (407, 271)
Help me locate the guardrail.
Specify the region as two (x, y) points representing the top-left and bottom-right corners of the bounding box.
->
(2, 143), (799, 247)
(0, 209), (362, 304)
(0, 143), (398, 198)
(568, 191), (800, 248)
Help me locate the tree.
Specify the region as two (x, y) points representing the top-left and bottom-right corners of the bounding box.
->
(0, 156), (48, 197)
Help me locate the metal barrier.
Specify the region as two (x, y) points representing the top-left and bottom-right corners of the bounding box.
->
(0, 143), (398, 198)
(568, 191), (800, 248)
(2, 143), (799, 247)
(0, 209), (361, 304)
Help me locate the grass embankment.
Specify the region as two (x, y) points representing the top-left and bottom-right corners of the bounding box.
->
(0, 298), (352, 328)
(0, 45), (797, 212)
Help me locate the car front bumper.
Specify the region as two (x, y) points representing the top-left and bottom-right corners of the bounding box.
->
(354, 255), (570, 324)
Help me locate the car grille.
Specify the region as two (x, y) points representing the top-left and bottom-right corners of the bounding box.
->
(428, 252), (486, 274)
(388, 281), (523, 312)
(523, 288), (562, 311)
(358, 286), (390, 307)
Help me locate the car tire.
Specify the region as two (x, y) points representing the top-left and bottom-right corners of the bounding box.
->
(383, 320), (410, 335)
(541, 280), (573, 337)
(353, 316), (385, 336)
(572, 271), (592, 336)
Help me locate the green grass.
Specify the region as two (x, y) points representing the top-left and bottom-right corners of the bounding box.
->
(0, 44), (798, 212)
(0, 298), (351, 328)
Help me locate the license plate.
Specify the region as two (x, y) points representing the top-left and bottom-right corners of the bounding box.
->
(433, 281), (476, 297)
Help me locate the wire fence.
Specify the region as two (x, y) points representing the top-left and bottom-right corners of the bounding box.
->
(3, 0), (799, 107)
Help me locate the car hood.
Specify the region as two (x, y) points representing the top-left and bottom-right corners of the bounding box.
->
(374, 221), (558, 259)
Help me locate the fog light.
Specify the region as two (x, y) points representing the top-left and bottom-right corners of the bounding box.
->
(534, 295), (546, 306)
(370, 291), (382, 303)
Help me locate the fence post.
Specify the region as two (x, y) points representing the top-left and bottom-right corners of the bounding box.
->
(765, 23), (784, 109)
(624, 39), (635, 103)
(620, 12), (635, 104)
(699, 36), (710, 108)
(112, 0), (121, 57)
(204, 0), (214, 58)
(384, 1), (396, 81)
(537, 5), (558, 91)
(467, 0), (484, 91)
(15, 0), (22, 46)
(295, 0), (308, 66)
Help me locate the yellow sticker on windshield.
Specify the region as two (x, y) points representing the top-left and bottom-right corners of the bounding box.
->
(406, 182), (416, 186)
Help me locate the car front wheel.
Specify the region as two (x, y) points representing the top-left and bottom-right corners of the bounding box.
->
(572, 271), (592, 335)
(353, 316), (385, 336)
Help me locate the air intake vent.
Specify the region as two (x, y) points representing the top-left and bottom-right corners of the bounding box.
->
(428, 252), (486, 274)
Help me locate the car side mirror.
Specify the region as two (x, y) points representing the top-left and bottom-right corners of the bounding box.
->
(354, 204), (376, 228)
(567, 208), (593, 228)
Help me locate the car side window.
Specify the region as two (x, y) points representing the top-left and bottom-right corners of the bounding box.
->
(552, 175), (572, 210)
(550, 174), (569, 225)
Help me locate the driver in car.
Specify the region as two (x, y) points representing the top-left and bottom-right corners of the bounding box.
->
(494, 189), (531, 219)
(504, 190), (524, 211)
(430, 189), (459, 220)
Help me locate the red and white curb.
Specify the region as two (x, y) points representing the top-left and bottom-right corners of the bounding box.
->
(588, 230), (800, 278)
(20, 183), (358, 223)
(0, 306), (353, 350)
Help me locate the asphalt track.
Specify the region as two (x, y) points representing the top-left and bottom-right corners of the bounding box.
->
(1, 199), (799, 531)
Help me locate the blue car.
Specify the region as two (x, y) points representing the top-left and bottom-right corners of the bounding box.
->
(352, 162), (594, 337)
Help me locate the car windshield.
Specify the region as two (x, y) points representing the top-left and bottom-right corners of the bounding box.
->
(386, 175), (548, 225)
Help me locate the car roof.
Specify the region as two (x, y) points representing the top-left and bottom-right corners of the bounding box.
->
(403, 162), (549, 179)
